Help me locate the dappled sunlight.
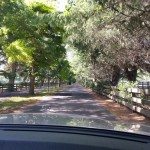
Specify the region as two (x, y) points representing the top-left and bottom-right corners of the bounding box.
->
(9, 97), (35, 102)
(12, 85), (116, 121)
(128, 115), (146, 121)
(1, 84), (149, 125)
(0, 99), (38, 114)
(0, 0), (149, 134)
(48, 95), (72, 100)
(92, 91), (150, 124)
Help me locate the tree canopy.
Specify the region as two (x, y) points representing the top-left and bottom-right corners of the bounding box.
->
(0, 0), (74, 94)
(0, 0), (149, 94)
(65, 0), (150, 86)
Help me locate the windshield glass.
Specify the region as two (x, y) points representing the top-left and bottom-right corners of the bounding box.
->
(0, 0), (150, 136)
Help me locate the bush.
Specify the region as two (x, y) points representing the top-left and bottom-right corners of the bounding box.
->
(117, 79), (137, 98)
(92, 80), (111, 94)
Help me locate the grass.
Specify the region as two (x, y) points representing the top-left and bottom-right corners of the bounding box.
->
(0, 97), (38, 113)
(0, 86), (62, 114)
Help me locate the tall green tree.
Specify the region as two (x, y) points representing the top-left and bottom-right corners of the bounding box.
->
(0, 0), (67, 94)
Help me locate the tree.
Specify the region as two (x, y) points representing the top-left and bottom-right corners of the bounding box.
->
(50, 59), (75, 87)
(0, 0), (67, 94)
(65, 0), (150, 87)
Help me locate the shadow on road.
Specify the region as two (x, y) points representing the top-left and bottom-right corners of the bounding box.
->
(15, 85), (117, 121)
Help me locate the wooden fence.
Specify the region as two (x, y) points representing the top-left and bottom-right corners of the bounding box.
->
(0, 82), (59, 93)
(108, 86), (150, 118)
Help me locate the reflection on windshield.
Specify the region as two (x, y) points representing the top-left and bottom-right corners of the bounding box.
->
(0, 114), (150, 135)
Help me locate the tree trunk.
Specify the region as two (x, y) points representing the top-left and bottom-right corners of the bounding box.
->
(125, 65), (137, 82)
(58, 78), (61, 87)
(111, 65), (121, 86)
(29, 66), (35, 95)
(40, 78), (44, 87)
(8, 62), (17, 92)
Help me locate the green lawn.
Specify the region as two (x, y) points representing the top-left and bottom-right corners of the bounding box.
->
(0, 97), (38, 113)
(0, 86), (62, 114)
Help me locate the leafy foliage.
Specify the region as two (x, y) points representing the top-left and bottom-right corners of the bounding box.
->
(0, 0), (74, 94)
(65, 0), (150, 88)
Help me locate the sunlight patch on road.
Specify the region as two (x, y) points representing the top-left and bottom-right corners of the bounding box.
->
(42, 96), (72, 101)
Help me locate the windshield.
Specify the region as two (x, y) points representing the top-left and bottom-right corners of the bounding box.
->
(0, 0), (150, 136)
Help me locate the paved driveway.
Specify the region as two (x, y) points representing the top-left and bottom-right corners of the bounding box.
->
(20, 84), (116, 121)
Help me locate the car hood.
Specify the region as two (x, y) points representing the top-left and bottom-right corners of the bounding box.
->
(0, 113), (150, 136)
